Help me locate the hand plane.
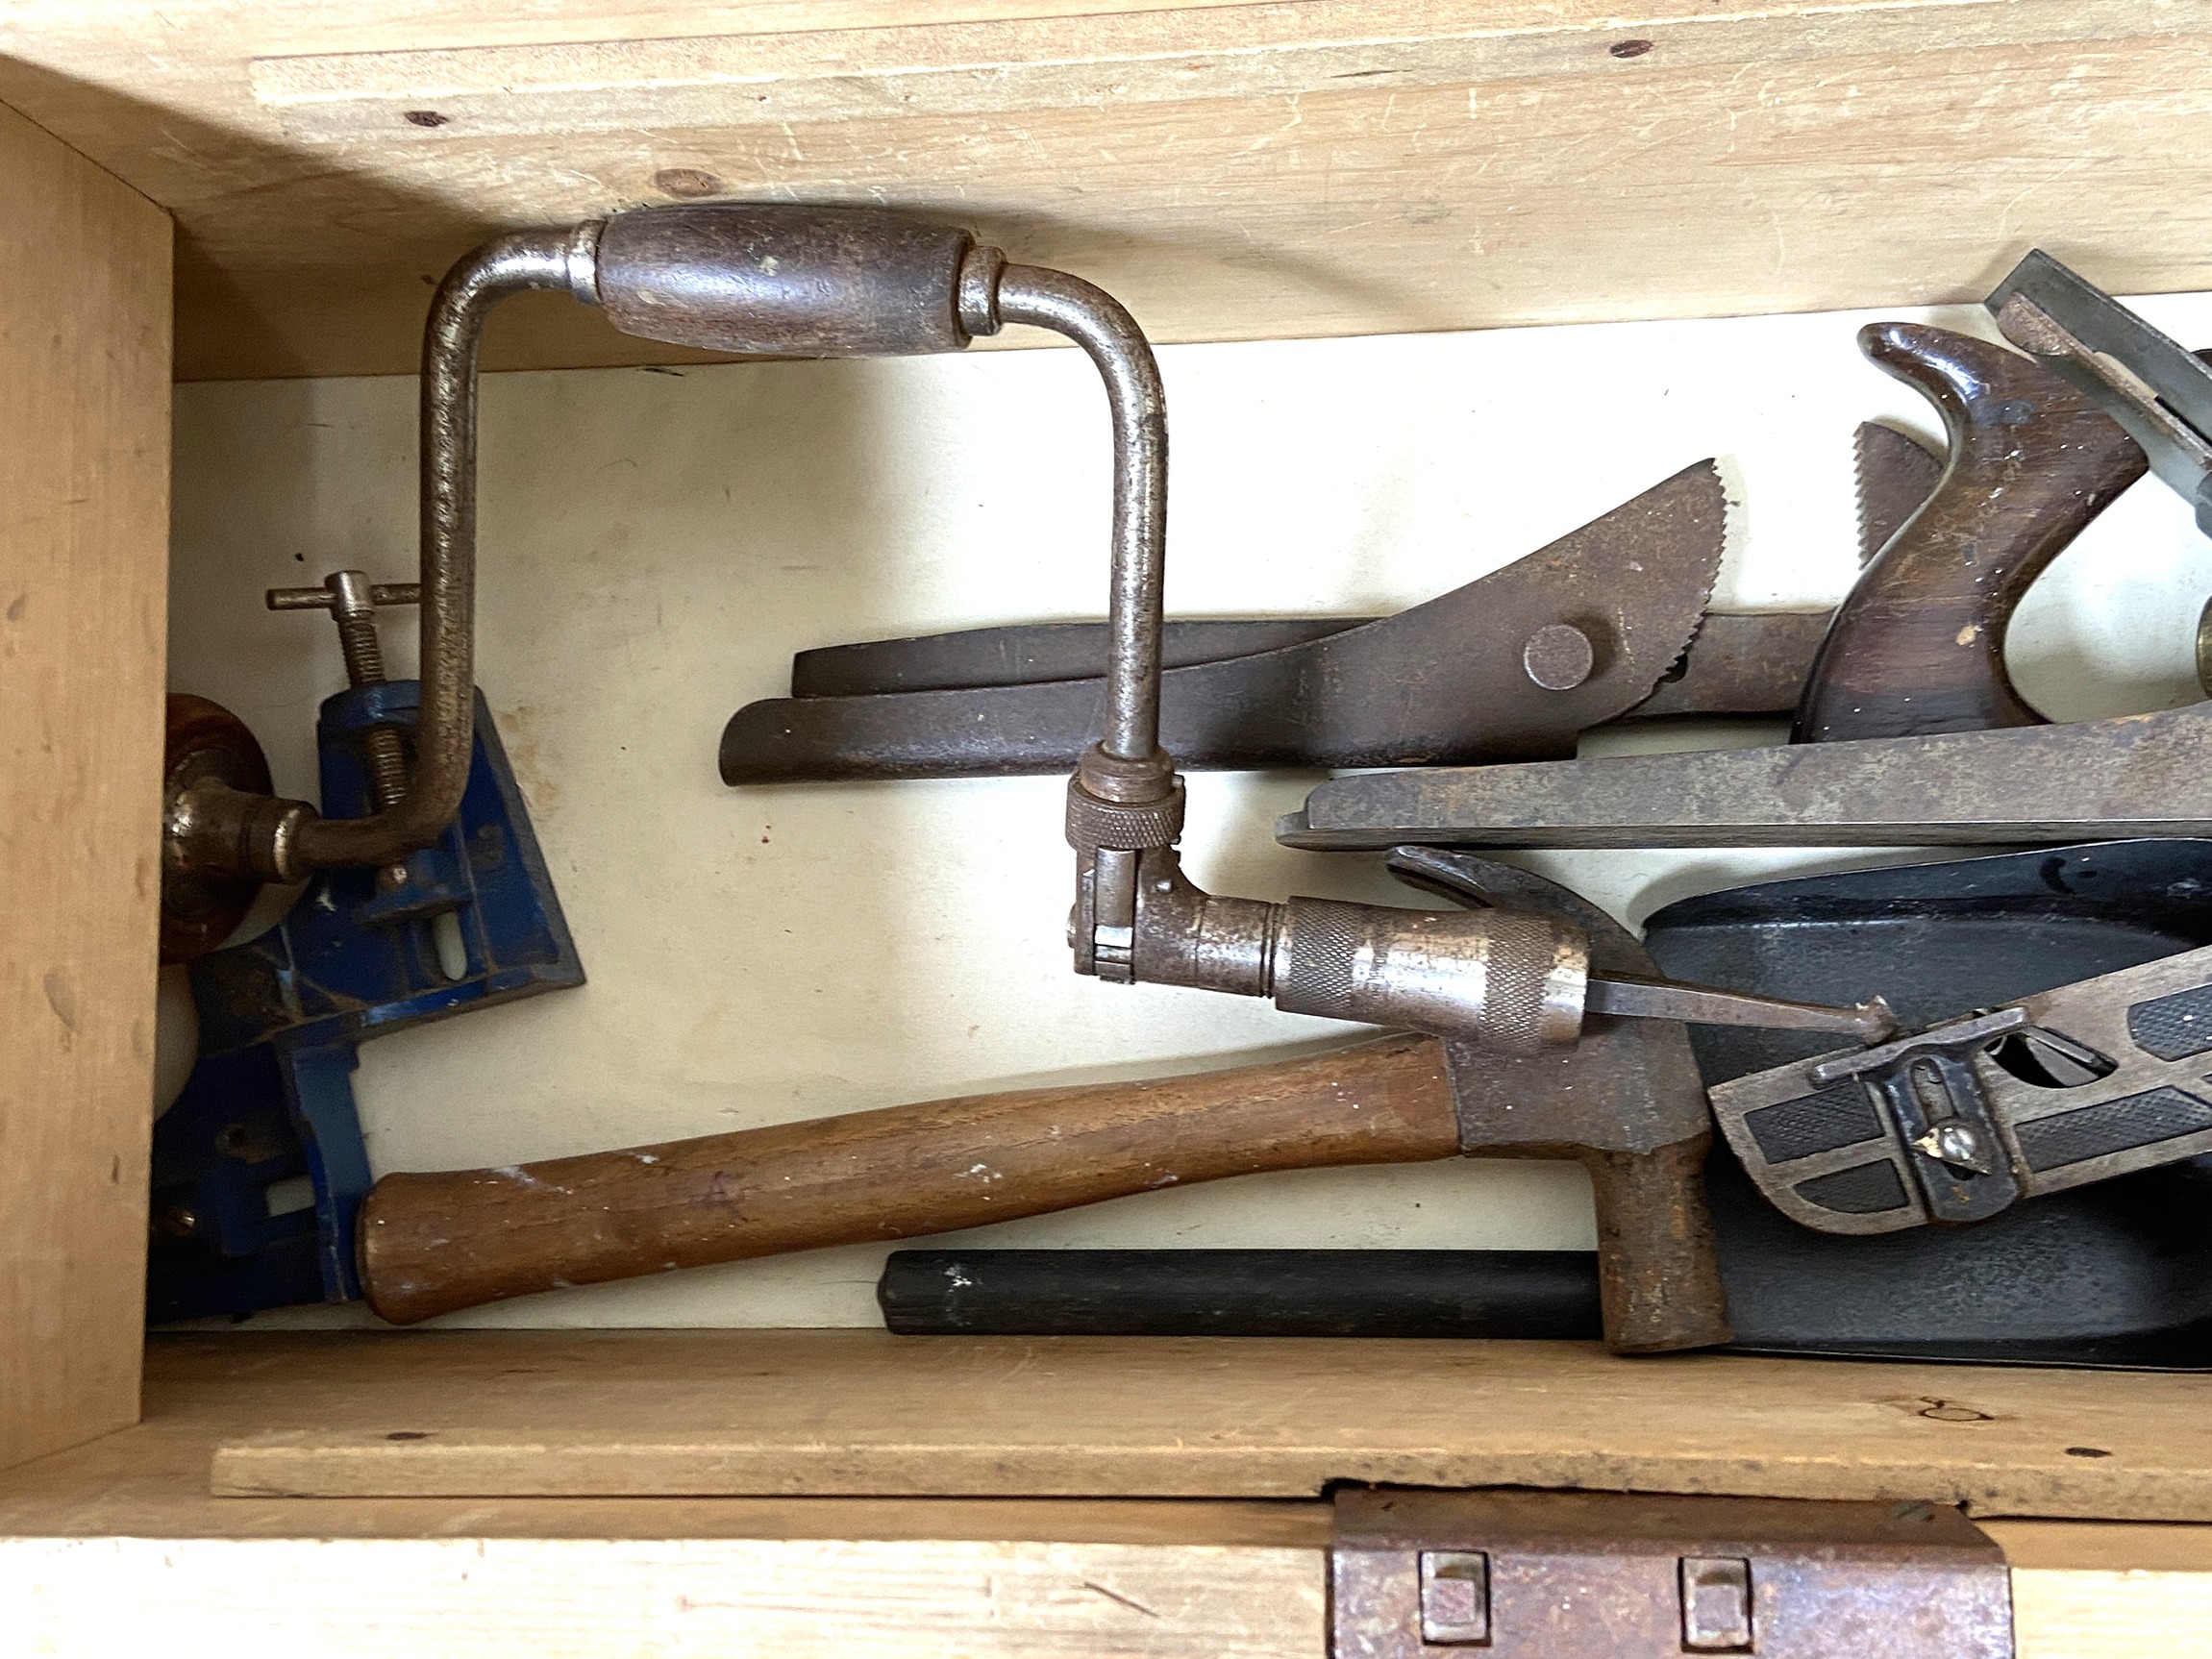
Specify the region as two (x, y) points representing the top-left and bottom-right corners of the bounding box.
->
(882, 837), (2212, 1367)
(1711, 940), (2212, 1234)
(1281, 317), (2198, 850)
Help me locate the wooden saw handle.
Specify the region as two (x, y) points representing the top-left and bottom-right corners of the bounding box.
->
(359, 1035), (1458, 1325)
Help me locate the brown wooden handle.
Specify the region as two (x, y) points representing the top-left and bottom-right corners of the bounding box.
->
(595, 204), (975, 357)
(1795, 321), (2147, 743)
(359, 1035), (1457, 1325)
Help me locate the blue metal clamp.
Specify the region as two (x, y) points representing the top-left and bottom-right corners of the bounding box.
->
(148, 683), (584, 1321)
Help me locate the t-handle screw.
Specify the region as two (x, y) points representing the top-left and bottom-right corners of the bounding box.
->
(266, 571), (423, 818)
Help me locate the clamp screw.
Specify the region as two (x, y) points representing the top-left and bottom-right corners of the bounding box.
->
(267, 572), (422, 826)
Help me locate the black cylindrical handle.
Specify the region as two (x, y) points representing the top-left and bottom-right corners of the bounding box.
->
(878, 1249), (1604, 1338)
(593, 204), (979, 358)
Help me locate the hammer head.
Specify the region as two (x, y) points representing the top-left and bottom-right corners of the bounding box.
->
(1388, 848), (1731, 1353)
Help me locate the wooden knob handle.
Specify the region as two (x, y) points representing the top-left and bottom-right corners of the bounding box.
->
(359, 1035), (1457, 1325)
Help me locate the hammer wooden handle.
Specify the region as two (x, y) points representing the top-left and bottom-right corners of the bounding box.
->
(359, 1035), (1458, 1325)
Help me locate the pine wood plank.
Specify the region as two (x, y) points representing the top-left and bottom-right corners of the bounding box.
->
(1981, 1521), (2212, 1572)
(169, 1329), (2212, 1518)
(0, 1405), (1326, 1546)
(0, 2), (2206, 378)
(243, 0), (2145, 144)
(6, 1537), (2212, 1659)
(9, 1362), (2212, 1659)
(1, 1536), (1323, 1659)
(7, 1340), (2210, 1658)
(0, 100), (172, 1474)
(2010, 1570), (2212, 1659)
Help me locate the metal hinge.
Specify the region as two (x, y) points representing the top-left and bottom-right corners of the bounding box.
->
(1330, 1488), (2013, 1658)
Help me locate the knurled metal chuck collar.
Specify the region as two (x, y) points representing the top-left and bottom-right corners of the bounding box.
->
(1106, 844), (1597, 1057)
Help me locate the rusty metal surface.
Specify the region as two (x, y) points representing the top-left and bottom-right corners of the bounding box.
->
(1623, 608), (1831, 720)
(1855, 420), (1946, 564)
(1620, 418), (1937, 722)
(160, 694), (272, 963)
(1286, 322), (2178, 852)
(1712, 935), (2212, 1235)
(1798, 322), (2147, 743)
(1388, 849), (1729, 1353)
(790, 616), (1367, 697)
(170, 206), (1172, 885)
(720, 461), (1728, 780)
(774, 602), (1836, 752)
(755, 409), (1952, 771)
(992, 263), (1171, 773)
(735, 414), (1946, 778)
(1330, 1488), (2013, 1659)
(1281, 699), (2212, 850)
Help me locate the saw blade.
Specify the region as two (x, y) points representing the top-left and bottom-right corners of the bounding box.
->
(722, 461), (1727, 780)
(1854, 420), (1945, 564)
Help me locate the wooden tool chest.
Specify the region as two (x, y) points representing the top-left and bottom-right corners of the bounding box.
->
(9, 5), (2212, 1654)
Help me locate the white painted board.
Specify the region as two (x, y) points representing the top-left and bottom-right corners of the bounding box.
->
(165, 294), (2212, 1328)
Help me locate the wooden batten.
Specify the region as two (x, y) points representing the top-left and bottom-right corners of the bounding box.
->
(3, 1333), (2210, 1658)
(106, 1328), (2211, 1518)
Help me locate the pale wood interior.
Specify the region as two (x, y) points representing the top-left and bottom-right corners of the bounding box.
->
(9, 6), (2212, 1641)
(0, 96), (172, 1475)
(66, 1328), (2212, 1520)
(0, 1), (2207, 380)
(1, 1332), (2208, 1659)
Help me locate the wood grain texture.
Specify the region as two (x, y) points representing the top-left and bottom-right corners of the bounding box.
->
(186, 1328), (2212, 1519)
(0, 100), (171, 1474)
(2010, 1570), (2212, 1659)
(5, 1339), (2209, 1657)
(242, 0), (2152, 143)
(0, 1537), (1322, 1659)
(358, 1036), (1456, 1325)
(1983, 1521), (2212, 1572)
(1796, 322), (2148, 741)
(0, 2), (2206, 378)
(3, 1546), (2210, 1659)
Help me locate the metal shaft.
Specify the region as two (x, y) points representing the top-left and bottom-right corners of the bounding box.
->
(1587, 974), (1897, 1042)
(994, 266), (1169, 770)
(287, 231), (583, 872)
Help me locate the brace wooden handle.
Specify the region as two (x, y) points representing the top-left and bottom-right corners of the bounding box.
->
(359, 1035), (1459, 1325)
